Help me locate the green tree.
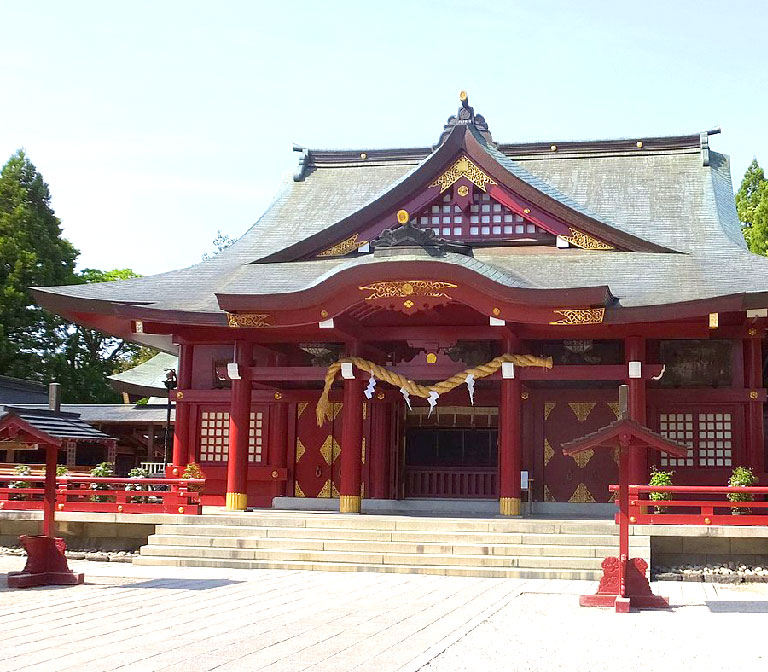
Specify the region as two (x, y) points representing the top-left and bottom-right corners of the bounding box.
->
(0, 150), (157, 402)
(202, 230), (236, 260)
(0, 150), (78, 378)
(737, 159), (768, 255)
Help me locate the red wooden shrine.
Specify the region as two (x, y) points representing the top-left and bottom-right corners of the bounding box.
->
(31, 93), (768, 515)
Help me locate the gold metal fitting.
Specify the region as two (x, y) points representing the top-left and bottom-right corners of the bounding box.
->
(274, 391), (283, 400)
(320, 309), (328, 318)
(521, 391), (529, 400)
(176, 391), (184, 400)
(376, 392), (385, 400)
(172, 467), (179, 476)
(426, 352), (437, 364)
(339, 495), (361, 513)
(750, 390), (759, 400)
(709, 312), (719, 329)
(499, 497), (521, 516)
(117, 505), (123, 513)
(749, 328), (758, 336)
(704, 517), (711, 524)
(492, 307), (501, 316)
(178, 507), (184, 514)
(403, 299), (414, 309)
(550, 145), (557, 152)
(630, 516), (637, 523)
(271, 470), (279, 479)
(457, 185), (469, 197)
(57, 503), (64, 511)
(225, 492), (247, 511)
(360, 152), (368, 160)
(396, 209), (410, 224)
(523, 208), (531, 214)
(459, 90), (468, 101)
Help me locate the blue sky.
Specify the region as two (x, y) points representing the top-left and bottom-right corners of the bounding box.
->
(1, 1), (766, 275)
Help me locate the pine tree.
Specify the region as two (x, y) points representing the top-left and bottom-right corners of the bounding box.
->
(0, 150), (78, 378)
(737, 159), (768, 255)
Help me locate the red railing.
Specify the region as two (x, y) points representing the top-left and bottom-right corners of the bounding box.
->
(0, 475), (205, 515)
(610, 484), (768, 526)
(404, 467), (498, 498)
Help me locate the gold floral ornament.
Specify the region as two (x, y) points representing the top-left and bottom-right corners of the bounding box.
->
(563, 228), (614, 250)
(359, 280), (457, 301)
(316, 353), (553, 426)
(429, 156), (496, 193)
(549, 308), (605, 325)
(317, 233), (367, 258)
(227, 312), (271, 328)
(457, 185), (469, 197)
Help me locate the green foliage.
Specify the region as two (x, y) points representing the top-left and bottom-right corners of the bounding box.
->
(89, 461), (114, 502)
(727, 466), (758, 513)
(737, 159), (768, 256)
(0, 149), (158, 402)
(9, 464), (32, 500)
(44, 464), (69, 477)
(182, 462), (205, 491)
(648, 467), (674, 513)
(126, 466), (150, 503)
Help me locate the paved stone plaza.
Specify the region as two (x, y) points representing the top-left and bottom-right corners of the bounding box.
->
(1, 557), (766, 671)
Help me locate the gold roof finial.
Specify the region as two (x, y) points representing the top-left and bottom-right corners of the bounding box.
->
(459, 90), (468, 102)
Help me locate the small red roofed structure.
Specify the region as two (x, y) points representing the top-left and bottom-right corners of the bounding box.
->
(562, 385), (689, 612)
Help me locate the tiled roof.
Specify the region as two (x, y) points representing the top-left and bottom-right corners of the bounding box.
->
(0, 406), (113, 442)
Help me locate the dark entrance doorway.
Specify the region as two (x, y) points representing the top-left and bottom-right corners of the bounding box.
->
(403, 406), (498, 498)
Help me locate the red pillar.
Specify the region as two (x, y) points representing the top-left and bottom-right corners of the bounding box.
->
(499, 336), (522, 515)
(369, 403), (392, 499)
(338, 374), (365, 513)
(42, 443), (57, 537)
(226, 342), (252, 511)
(172, 344), (194, 466)
(745, 331), (765, 473)
(626, 336), (647, 485)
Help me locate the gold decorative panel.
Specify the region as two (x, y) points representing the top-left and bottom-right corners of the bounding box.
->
(571, 448), (594, 468)
(564, 228), (614, 250)
(549, 308), (605, 325)
(320, 435), (341, 465)
(297, 402), (308, 418)
(543, 484), (556, 502)
(226, 312), (271, 328)
(544, 438), (555, 466)
(569, 402), (596, 422)
(361, 437), (366, 464)
(359, 280), (457, 301)
(317, 233), (367, 258)
(569, 483), (596, 503)
(544, 402), (556, 421)
(330, 403), (343, 421)
(608, 402), (621, 420)
(295, 482), (306, 497)
(331, 481), (340, 498)
(429, 156), (497, 193)
(318, 479), (332, 498)
(295, 438), (306, 463)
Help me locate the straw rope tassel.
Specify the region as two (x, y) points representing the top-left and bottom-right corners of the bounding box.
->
(316, 353), (552, 426)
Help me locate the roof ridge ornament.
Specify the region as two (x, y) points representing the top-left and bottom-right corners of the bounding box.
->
(436, 91), (493, 147)
(371, 219), (472, 258)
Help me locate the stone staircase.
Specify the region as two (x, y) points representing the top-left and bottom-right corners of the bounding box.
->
(134, 511), (651, 580)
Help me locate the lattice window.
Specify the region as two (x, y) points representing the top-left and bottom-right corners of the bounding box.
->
(414, 192), (549, 241)
(658, 413), (694, 467)
(697, 412), (732, 467)
(199, 409), (264, 463)
(658, 411), (733, 468)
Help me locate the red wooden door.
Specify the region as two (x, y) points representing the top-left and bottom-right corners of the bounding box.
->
(540, 392), (621, 503)
(293, 401), (371, 499)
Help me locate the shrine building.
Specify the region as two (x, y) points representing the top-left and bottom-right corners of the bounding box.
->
(32, 93), (768, 515)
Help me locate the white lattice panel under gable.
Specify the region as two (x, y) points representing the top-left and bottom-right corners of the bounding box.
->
(658, 411), (733, 468)
(414, 192), (547, 241)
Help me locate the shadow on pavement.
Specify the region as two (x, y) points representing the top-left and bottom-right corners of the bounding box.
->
(114, 578), (245, 590)
(706, 600), (768, 613)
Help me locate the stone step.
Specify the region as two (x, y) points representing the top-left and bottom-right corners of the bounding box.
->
(132, 554), (603, 580)
(139, 544), (609, 570)
(147, 534), (619, 558)
(153, 524), (631, 548)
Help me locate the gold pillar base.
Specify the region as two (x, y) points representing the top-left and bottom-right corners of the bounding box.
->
(499, 497), (521, 516)
(225, 492), (248, 511)
(339, 494), (361, 514)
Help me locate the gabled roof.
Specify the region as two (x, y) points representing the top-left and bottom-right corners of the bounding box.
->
(0, 405), (113, 444)
(30, 94), (768, 333)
